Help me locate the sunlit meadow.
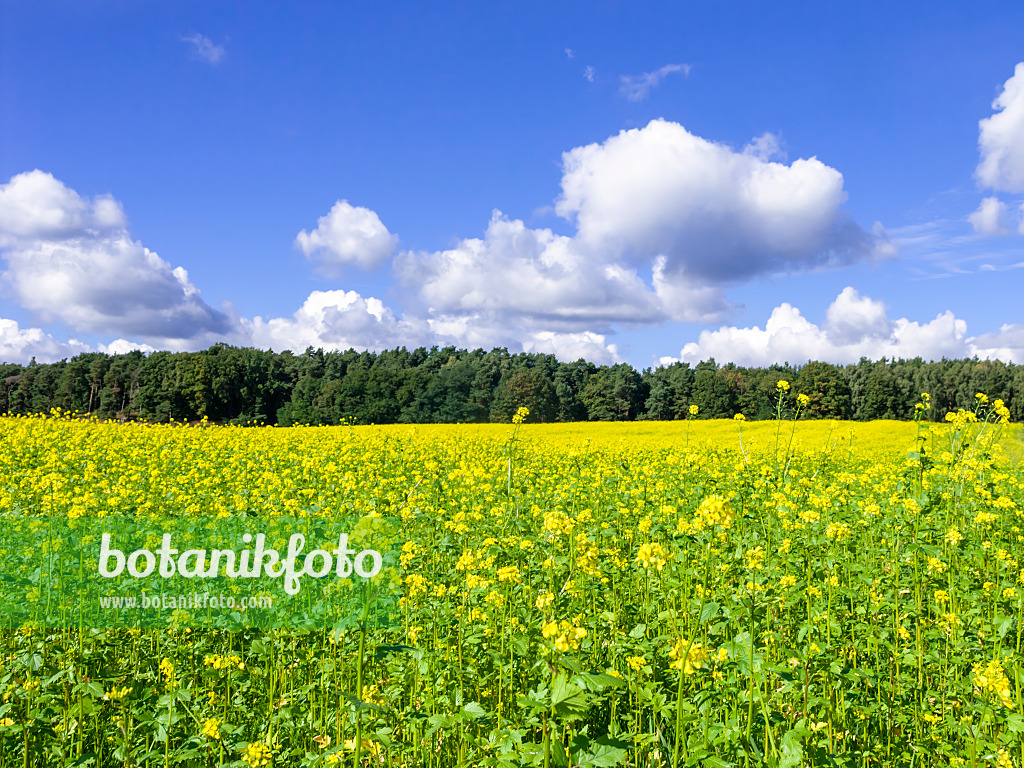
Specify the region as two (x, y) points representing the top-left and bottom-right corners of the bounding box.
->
(0, 390), (1022, 767)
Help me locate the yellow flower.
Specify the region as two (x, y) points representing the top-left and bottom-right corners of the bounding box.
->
(733, 413), (746, 421)
(241, 742), (274, 767)
(635, 542), (669, 571)
(689, 404), (699, 416)
(626, 655), (647, 672)
(797, 393), (811, 407)
(972, 657), (1015, 708)
(692, 495), (734, 531)
(777, 380), (790, 392)
(825, 522), (851, 541)
(104, 685), (129, 702)
(669, 639), (709, 674)
(743, 546), (765, 571)
(201, 718), (221, 740)
(497, 565), (521, 583)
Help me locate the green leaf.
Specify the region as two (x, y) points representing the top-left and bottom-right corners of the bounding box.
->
(551, 673), (590, 719)
(700, 601), (720, 625)
(572, 672), (625, 692)
(779, 729), (804, 768)
(577, 736), (629, 767)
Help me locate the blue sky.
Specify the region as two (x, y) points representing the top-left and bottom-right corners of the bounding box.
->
(2, 0), (1024, 367)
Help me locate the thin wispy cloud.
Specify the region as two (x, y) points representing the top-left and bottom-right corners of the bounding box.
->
(583, 65), (595, 83)
(182, 33), (226, 65)
(619, 63), (689, 101)
(565, 48), (575, 59)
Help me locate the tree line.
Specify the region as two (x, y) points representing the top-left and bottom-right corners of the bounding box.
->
(1, 344), (1021, 425)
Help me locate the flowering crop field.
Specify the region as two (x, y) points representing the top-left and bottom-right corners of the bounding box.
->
(0, 397), (1022, 767)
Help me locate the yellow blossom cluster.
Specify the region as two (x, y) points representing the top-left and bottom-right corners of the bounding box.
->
(204, 654), (244, 671)
(542, 617), (587, 652)
(972, 657), (1015, 708)
(669, 638), (709, 674)
(690, 495), (734, 532)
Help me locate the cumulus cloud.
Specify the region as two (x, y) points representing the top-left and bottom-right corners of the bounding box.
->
(977, 62), (1024, 193)
(182, 33), (226, 65)
(1, 116), (892, 367)
(397, 210), (720, 333)
(397, 211), (673, 328)
(0, 171), (231, 340)
(390, 120), (887, 360)
(619, 63), (690, 102)
(968, 196), (1010, 235)
(98, 339), (158, 356)
(824, 286), (893, 345)
(743, 132), (786, 162)
(661, 288), (1024, 366)
(294, 200), (399, 276)
(0, 169), (124, 242)
(522, 331), (620, 365)
(0, 318), (89, 364)
(242, 290), (425, 353)
(970, 324), (1024, 363)
(394, 212), (658, 363)
(556, 119), (885, 283)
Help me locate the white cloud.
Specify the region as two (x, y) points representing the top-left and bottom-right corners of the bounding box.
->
(970, 324), (1024, 363)
(565, 48), (575, 59)
(556, 119), (885, 283)
(396, 211), (677, 328)
(977, 62), (1024, 193)
(619, 64), (690, 102)
(743, 132), (785, 162)
(1019, 202), (1024, 235)
(422, 313), (621, 365)
(98, 339), (157, 356)
(522, 331), (620, 365)
(824, 286), (892, 344)
(0, 169), (124, 243)
(583, 66), (595, 83)
(0, 318), (88, 364)
(294, 200), (399, 276)
(0, 171), (230, 340)
(660, 288), (1017, 366)
(242, 290), (425, 353)
(182, 33), (226, 65)
(968, 196), (1010, 235)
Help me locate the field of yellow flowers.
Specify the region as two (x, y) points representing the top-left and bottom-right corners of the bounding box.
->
(0, 392), (1022, 767)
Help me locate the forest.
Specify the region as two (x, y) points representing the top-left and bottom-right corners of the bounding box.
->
(1, 343), (1021, 425)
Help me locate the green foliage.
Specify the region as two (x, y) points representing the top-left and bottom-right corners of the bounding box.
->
(2, 345), (1023, 426)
